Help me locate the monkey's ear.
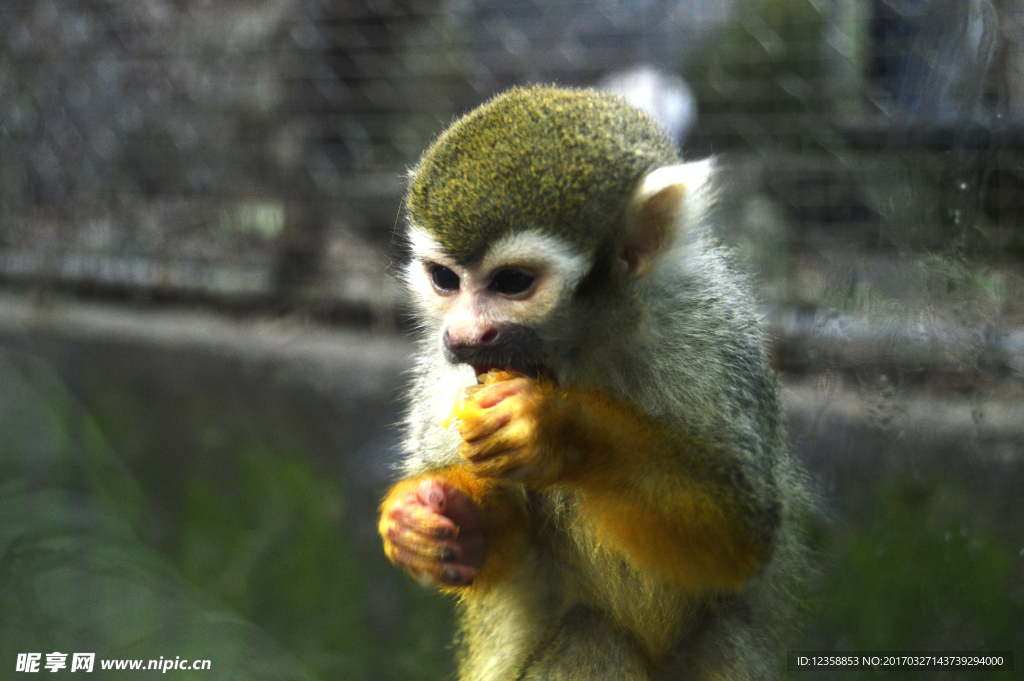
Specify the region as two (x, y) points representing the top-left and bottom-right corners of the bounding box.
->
(620, 160), (713, 278)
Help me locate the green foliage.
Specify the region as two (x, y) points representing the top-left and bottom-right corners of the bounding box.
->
(177, 447), (359, 666)
(808, 477), (1019, 680)
(80, 373), (456, 681)
(174, 443), (455, 681)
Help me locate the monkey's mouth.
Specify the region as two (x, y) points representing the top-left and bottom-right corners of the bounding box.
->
(470, 362), (553, 383)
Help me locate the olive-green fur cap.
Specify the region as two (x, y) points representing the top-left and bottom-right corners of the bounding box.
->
(407, 85), (681, 263)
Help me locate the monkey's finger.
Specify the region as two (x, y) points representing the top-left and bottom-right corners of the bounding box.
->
(458, 407), (514, 442)
(388, 543), (476, 587)
(387, 499), (460, 540)
(383, 516), (476, 579)
(425, 538), (482, 584)
(415, 477), (449, 513)
(392, 543), (478, 587)
(468, 441), (560, 485)
(415, 477), (485, 535)
(386, 522), (460, 560)
(408, 511), (460, 541)
(461, 435), (519, 465)
(436, 563), (477, 587)
(383, 536), (433, 569)
(462, 411), (536, 460)
(466, 451), (527, 480)
(469, 378), (531, 409)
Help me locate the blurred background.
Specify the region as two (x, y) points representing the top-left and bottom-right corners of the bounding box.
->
(0, 0), (1022, 679)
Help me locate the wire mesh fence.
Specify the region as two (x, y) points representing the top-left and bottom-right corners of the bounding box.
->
(3, 0), (1021, 320)
(2, 2), (1023, 678)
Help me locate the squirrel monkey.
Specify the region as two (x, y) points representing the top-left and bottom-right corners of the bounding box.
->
(378, 86), (810, 680)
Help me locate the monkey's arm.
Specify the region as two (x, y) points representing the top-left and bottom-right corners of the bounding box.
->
(454, 374), (775, 591)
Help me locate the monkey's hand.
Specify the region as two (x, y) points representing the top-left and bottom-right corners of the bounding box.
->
(452, 372), (566, 487)
(453, 371), (772, 591)
(378, 475), (485, 588)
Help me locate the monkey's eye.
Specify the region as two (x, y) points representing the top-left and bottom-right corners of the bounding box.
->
(429, 264), (460, 292)
(489, 269), (535, 295)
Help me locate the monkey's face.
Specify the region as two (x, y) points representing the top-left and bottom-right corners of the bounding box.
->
(404, 154), (713, 386)
(406, 228), (591, 381)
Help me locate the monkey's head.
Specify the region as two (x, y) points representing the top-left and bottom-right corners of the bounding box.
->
(403, 85), (713, 381)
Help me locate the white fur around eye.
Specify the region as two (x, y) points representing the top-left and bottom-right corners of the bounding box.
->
(470, 231), (591, 326)
(402, 228), (592, 328)
(479, 231), (590, 290)
(405, 227), (452, 267)
(403, 227), (454, 309)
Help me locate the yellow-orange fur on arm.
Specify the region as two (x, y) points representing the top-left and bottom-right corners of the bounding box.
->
(452, 372), (768, 592)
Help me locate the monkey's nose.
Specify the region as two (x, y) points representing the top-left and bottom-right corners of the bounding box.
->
(444, 325), (498, 350)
